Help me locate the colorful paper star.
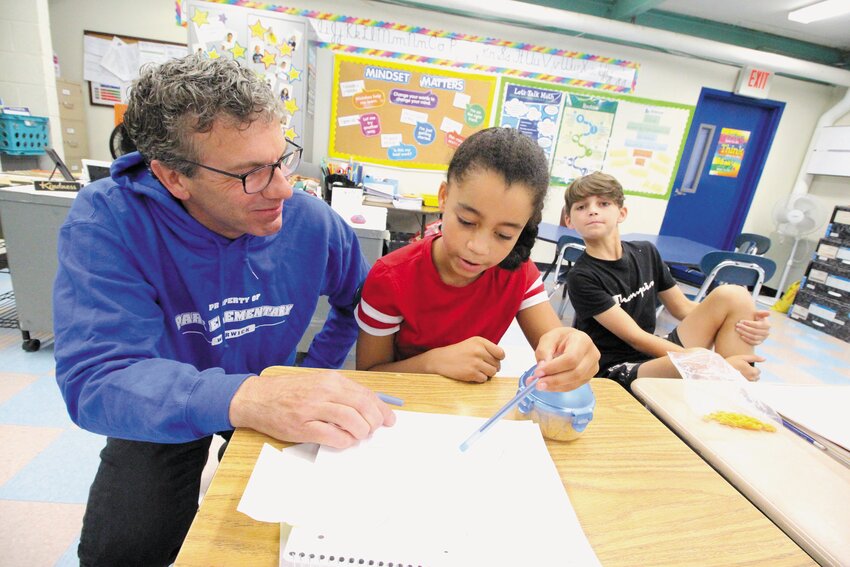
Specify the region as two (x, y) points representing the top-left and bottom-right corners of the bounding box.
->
(261, 50), (276, 69)
(284, 127), (297, 141)
(207, 48), (220, 60)
(191, 8), (209, 27)
(287, 66), (302, 82)
(218, 13), (227, 24)
(284, 98), (299, 115)
(229, 42), (246, 59)
(278, 42), (293, 57)
(249, 19), (267, 39)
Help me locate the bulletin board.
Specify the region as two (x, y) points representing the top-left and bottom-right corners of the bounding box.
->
(496, 78), (694, 200)
(185, 0), (307, 142)
(83, 31), (188, 106)
(329, 54), (498, 170)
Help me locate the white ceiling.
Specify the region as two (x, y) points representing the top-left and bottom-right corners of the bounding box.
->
(659, 0), (850, 49)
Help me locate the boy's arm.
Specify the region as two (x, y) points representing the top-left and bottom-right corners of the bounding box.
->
(356, 330), (504, 383)
(594, 304), (685, 359)
(657, 285), (698, 321)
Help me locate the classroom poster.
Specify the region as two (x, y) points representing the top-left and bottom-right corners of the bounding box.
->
(185, 0), (307, 142)
(709, 128), (750, 178)
(602, 102), (692, 198)
(489, 80), (694, 200)
(329, 54), (498, 169)
(550, 93), (618, 181)
(497, 83), (566, 165)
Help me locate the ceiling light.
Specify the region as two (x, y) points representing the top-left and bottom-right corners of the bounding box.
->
(788, 0), (850, 23)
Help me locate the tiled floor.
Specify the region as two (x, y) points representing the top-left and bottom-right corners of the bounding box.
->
(0, 272), (847, 566)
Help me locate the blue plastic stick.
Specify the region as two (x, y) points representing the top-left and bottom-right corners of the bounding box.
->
(377, 392), (404, 407)
(459, 366), (538, 452)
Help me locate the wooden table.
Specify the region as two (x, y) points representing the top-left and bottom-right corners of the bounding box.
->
(176, 368), (813, 566)
(632, 378), (850, 567)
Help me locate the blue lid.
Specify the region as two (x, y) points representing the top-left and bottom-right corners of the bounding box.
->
(525, 382), (595, 411)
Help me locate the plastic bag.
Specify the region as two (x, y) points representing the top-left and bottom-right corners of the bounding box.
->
(668, 349), (780, 432)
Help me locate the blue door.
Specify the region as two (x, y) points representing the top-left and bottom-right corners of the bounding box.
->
(660, 88), (784, 249)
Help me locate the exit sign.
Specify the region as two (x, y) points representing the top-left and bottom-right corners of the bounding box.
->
(735, 67), (773, 99)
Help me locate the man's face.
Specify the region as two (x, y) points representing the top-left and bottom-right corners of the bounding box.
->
(177, 118), (294, 239)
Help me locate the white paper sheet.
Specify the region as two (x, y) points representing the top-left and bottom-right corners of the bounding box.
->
(239, 410), (600, 567)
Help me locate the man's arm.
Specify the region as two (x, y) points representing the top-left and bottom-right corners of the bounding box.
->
(301, 216), (370, 369)
(54, 219), (246, 443)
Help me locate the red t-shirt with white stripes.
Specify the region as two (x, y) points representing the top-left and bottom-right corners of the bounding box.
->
(356, 235), (548, 361)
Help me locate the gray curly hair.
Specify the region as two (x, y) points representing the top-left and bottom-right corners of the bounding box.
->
(123, 54), (283, 176)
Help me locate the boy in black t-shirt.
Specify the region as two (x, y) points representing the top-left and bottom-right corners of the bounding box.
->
(563, 172), (771, 389)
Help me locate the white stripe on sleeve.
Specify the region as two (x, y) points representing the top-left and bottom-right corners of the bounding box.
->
(355, 309), (400, 336)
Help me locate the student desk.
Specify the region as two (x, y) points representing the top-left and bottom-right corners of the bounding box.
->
(536, 222), (718, 267)
(175, 369), (812, 566)
(632, 378), (850, 567)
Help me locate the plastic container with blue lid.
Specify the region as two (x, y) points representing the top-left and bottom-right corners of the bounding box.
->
(517, 374), (595, 441)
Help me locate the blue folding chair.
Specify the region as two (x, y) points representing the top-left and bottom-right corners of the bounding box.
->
(541, 234), (586, 319)
(734, 233), (771, 256)
(692, 251), (777, 302)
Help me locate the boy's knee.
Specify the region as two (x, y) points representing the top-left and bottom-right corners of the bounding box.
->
(707, 284), (753, 307)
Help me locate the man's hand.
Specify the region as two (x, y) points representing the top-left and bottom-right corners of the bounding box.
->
(429, 337), (505, 383)
(725, 353), (765, 381)
(532, 328), (599, 391)
(228, 371), (396, 449)
(735, 310), (771, 345)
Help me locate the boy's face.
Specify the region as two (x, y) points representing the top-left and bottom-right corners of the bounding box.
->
(565, 194), (626, 240)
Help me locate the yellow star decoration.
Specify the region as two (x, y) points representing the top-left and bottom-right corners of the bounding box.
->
(229, 42), (246, 59)
(284, 98), (299, 115)
(249, 19), (267, 39)
(191, 9), (209, 26)
(284, 127), (297, 141)
(278, 42), (293, 57)
(261, 50), (276, 69)
(287, 67), (301, 82)
(207, 48), (220, 60)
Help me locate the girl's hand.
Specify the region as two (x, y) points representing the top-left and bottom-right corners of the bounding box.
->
(735, 310), (771, 345)
(532, 328), (599, 392)
(431, 337), (505, 383)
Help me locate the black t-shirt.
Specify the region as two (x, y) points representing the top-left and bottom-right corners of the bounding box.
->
(567, 240), (676, 369)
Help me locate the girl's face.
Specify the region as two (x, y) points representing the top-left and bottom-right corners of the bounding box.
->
(433, 168), (534, 287)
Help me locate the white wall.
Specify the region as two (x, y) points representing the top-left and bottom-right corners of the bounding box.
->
(44, 0), (849, 274)
(47, 0), (186, 162)
(0, 0), (60, 171)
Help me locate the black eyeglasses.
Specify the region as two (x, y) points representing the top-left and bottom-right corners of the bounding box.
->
(181, 140), (303, 194)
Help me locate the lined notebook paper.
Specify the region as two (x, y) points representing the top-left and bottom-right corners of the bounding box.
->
(239, 410), (600, 567)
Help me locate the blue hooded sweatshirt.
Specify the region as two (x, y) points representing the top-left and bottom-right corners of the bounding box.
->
(53, 152), (368, 443)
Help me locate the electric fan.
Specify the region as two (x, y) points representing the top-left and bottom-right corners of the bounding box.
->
(771, 194), (826, 299)
(109, 123), (137, 159)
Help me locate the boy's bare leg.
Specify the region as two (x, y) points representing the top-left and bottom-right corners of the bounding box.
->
(675, 285), (758, 356)
(637, 285), (759, 379)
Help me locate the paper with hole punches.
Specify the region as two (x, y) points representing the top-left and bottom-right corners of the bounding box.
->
(238, 410), (600, 567)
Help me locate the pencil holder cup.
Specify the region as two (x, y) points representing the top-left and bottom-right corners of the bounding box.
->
(517, 380), (595, 441)
(323, 174), (357, 205)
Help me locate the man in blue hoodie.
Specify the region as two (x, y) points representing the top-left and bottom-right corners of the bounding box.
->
(53, 55), (396, 566)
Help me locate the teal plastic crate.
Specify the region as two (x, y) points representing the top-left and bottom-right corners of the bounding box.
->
(0, 114), (49, 155)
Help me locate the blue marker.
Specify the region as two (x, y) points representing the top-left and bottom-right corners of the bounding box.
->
(377, 392), (404, 407)
(459, 365), (538, 452)
(782, 419), (826, 451)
